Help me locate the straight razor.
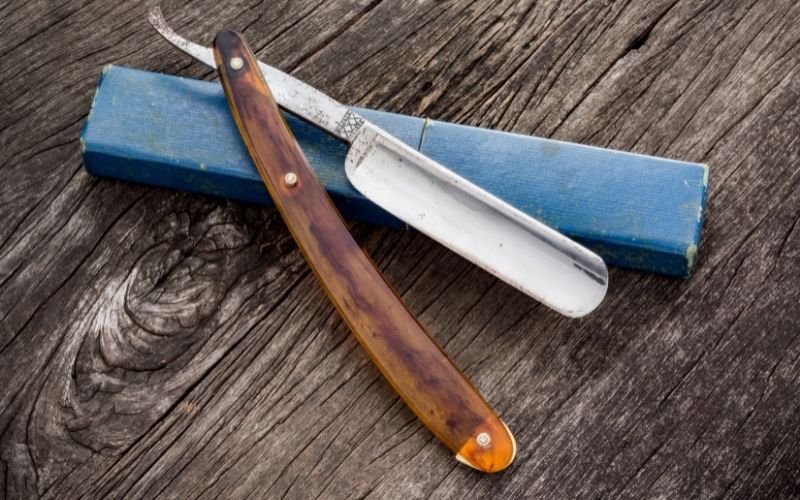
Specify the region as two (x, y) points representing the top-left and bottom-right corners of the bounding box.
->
(148, 7), (608, 317)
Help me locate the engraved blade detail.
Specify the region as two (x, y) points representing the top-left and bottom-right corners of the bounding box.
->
(335, 110), (366, 142)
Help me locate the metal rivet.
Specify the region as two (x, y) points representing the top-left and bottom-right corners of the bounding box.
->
(476, 432), (491, 448)
(284, 172), (298, 187)
(230, 57), (244, 70)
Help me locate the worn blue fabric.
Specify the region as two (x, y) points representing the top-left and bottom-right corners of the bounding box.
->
(81, 65), (707, 277)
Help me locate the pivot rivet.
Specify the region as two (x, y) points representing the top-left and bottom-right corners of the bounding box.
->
(476, 432), (491, 448)
(230, 57), (244, 70)
(284, 172), (298, 187)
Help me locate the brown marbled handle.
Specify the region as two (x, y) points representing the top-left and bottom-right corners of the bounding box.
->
(213, 30), (515, 473)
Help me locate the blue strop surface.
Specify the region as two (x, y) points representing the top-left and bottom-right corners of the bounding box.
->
(81, 65), (708, 277)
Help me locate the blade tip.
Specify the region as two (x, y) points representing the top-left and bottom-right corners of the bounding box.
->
(148, 5), (166, 31)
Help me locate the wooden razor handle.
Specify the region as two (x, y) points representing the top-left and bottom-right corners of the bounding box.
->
(213, 30), (515, 473)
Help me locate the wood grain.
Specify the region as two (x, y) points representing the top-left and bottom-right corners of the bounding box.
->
(1, 0), (799, 498)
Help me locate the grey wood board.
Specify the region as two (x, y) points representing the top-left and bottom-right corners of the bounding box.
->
(1, 0), (799, 498)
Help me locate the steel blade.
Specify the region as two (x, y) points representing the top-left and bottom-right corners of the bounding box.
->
(148, 7), (609, 316)
(345, 123), (608, 317)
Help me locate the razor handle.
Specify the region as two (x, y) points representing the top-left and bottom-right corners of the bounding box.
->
(213, 30), (515, 473)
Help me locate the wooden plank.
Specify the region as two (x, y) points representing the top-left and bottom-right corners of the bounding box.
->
(1, 0), (799, 498)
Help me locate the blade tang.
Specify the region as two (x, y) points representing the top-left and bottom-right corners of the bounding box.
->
(213, 30), (516, 473)
(149, 6), (358, 141)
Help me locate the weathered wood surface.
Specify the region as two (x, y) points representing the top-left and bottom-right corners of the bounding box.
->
(1, 0), (799, 498)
